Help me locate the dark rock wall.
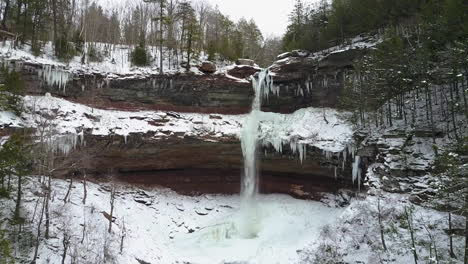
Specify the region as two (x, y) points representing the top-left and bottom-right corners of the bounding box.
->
(8, 48), (364, 114)
(55, 133), (353, 198)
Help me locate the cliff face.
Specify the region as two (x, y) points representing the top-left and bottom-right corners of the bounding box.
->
(5, 46), (365, 115)
(1, 45), (369, 198)
(56, 132), (352, 199)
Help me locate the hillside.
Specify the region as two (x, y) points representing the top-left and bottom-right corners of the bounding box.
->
(0, 0), (467, 263)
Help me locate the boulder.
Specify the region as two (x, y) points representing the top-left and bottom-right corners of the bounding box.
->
(291, 50), (310, 58)
(227, 65), (260, 79)
(199, 61), (217, 73)
(235, 59), (255, 66)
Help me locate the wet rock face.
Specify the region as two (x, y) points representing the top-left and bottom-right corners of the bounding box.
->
(56, 133), (353, 198)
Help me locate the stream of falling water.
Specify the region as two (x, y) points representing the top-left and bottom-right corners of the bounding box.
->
(239, 69), (272, 238)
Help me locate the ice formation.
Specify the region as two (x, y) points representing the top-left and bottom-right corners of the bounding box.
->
(38, 65), (72, 93)
(45, 133), (83, 155)
(239, 69), (272, 238)
(352, 155), (361, 191)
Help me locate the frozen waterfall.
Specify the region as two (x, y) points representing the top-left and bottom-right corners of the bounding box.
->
(239, 69), (272, 238)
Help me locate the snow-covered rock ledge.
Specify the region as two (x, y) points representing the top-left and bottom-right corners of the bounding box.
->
(8, 94), (353, 154)
(0, 94), (357, 196)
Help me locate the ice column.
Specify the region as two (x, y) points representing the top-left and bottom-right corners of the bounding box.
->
(239, 69), (272, 238)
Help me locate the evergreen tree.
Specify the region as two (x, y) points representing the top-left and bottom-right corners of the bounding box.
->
(144, 0), (167, 73)
(0, 68), (24, 116)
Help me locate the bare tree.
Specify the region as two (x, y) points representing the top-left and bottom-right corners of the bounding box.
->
(82, 171), (87, 205)
(422, 220), (439, 263)
(119, 218), (127, 254)
(63, 176), (73, 203)
(31, 196), (46, 264)
(61, 231), (70, 264)
(377, 195), (387, 251)
(108, 185), (117, 233)
(405, 206), (418, 264)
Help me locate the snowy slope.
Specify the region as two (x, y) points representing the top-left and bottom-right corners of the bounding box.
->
(1, 177), (344, 264)
(0, 41), (233, 80)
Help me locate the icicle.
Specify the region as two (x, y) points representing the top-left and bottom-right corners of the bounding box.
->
(78, 131), (85, 146)
(323, 75), (328, 87)
(334, 166), (337, 180)
(38, 65), (72, 93)
(299, 144), (306, 164)
(46, 133), (79, 155)
(352, 156), (361, 186)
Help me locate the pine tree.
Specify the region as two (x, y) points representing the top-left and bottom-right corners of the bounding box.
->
(144, 0), (167, 73)
(0, 68), (25, 116)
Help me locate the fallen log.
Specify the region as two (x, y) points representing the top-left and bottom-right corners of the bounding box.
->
(0, 29), (16, 39)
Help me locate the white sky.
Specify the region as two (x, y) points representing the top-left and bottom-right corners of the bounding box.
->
(205, 0), (296, 37)
(94, 0), (297, 37)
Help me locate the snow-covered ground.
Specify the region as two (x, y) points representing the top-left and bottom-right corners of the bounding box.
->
(0, 41), (237, 78)
(1, 177), (344, 264)
(2, 174), (464, 264)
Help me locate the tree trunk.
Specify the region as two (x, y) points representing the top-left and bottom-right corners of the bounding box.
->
(1, 0), (10, 30)
(405, 207), (418, 264)
(464, 214), (467, 264)
(378, 197), (387, 251)
(51, 0), (58, 54)
(186, 28), (192, 71)
(425, 86), (436, 144)
(45, 175), (51, 239)
(159, 1), (164, 74)
(14, 174), (22, 221)
(449, 212), (457, 258)
(61, 233), (70, 264)
(108, 187), (116, 233)
(82, 173), (87, 204)
(31, 196), (46, 264)
(449, 82), (459, 140)
(63, 177), (73, 203)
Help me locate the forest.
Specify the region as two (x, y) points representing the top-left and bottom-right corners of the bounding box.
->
(0, 0), (282, 68)
(0, 0), (467, 263)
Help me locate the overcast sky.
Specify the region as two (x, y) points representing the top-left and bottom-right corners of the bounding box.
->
(204, 0), (296, 37)
(95, 0), (297, 37)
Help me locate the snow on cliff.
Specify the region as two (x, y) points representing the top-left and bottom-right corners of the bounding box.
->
(0, 94), (353, 155)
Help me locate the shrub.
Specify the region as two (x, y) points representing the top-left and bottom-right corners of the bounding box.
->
(0, 69), (25, 115)
(73, 31), (85, 54)
(131, 45), (149, 66)
(0, 187), (9, 199)
(0, 229), (14, 264)
(54, 36), (75, 62)
(87, 45), (103, 63)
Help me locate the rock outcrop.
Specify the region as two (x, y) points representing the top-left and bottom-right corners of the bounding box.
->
(0, 41), (377, 197)
(3, 42), (371, 114)
(56, 132), (353, 198)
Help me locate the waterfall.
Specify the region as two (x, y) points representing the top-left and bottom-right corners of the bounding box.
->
(239, 69), (272, 238)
